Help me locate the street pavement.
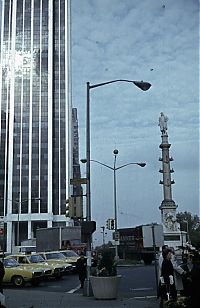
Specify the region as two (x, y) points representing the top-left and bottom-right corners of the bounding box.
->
(4, 267), (159, 308)
(4, 288), (160, 308)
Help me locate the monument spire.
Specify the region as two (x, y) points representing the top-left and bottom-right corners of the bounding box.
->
(158, 113), (183, 248)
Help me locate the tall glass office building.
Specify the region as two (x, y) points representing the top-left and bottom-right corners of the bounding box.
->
(0, 0), (72, 253)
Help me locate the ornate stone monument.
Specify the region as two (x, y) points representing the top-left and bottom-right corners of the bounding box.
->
(158, 113), (186, 249)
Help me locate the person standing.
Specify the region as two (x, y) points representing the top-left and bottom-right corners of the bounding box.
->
(0, 260), (5, 308)
(159, 248), (177, 307)
(76, 252), (87, 289)
(189, 252), (200, 308)
(0, 260), (5, 294)
(171, 248), (186, 295)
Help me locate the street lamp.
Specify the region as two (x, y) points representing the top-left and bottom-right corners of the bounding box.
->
(91, 150), (146, 259)
(85, 78), (151, 296)
(13, 197), (40, 246)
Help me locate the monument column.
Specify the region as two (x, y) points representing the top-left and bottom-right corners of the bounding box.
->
(158, 113), (181, 247)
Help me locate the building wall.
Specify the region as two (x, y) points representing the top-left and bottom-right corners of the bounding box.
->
(0, 0), (72, 252)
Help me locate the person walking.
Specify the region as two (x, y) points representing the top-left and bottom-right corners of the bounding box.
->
(76, 252), (87, 289)
(159, 248), (177, 308)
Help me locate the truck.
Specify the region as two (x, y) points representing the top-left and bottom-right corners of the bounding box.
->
(36, 226), (86, 253)
(117, 224), (164, 264)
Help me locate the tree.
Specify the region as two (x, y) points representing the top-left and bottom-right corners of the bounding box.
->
(176, 211), (200, 249)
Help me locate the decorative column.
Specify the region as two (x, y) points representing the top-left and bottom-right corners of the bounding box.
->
(158, 113), (178, 235)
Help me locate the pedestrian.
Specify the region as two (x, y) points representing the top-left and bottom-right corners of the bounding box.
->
(0, 259), (5, 308)
(76, 252), (87, 289)
(170, 248), (186, 295)
(158, 245), (168, 276)
(157, 245), (168, 299)
(180, 254), (192, 297)
(159, 248), (177, 308)
(0, 260), (4, 294)
(189, 251), (200, 308)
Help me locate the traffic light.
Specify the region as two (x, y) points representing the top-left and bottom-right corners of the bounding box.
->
(65, 197), (74, 218)
(110, 219), (115, 230)
(106, 219), (110, 230)
(106, 218), (115, 230)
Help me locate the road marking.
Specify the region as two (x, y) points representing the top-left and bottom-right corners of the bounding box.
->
(134, 296), (157, 299)
(67, 285), (80, 293)
(126, 296), (157, 300)
(130, 287), (154, 291)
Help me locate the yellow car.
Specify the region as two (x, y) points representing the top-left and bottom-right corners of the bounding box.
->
(38, 251), (73, 274)
(9, 254), (53, 279)
(59, 250), (79, 272)
(2, 257), (44, 287)
(24, 253), (65, 278)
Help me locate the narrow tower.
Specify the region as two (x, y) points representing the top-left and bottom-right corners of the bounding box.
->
(158, 113), (184, 248)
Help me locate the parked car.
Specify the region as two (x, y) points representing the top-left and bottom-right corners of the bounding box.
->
(9, 254), (54, 279)
(59, 250), (79, 272)
(26, 253), (65, 278)
(2, 257), (44, 287)
(38, 251), (73, 274)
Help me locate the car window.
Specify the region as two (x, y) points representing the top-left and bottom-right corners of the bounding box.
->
(3, 258), (20, 267)
(18, 257), (27, 264)
(28, 255), (45, 263)
(62, 251), (78, 257)
(46, 252), (65, 260)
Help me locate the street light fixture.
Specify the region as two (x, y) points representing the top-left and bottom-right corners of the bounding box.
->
(13, 197), (41, 246)
(91, 149), (146, 260)
(85, 78), (151, 296)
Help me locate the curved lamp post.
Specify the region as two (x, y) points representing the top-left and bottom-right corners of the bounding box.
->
(85, 78), (151, 296)
(91, 149), (146, 259)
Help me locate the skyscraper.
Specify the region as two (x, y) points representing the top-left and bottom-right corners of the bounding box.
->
(0, 0), (72, 253)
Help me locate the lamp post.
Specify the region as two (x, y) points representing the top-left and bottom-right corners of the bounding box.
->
(91, 150), (146, 259)
(85, 78), (151, 296)
(13, 197), (40, 246)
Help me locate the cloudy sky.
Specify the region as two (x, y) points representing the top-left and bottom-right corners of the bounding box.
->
(71, 0), (199, 244)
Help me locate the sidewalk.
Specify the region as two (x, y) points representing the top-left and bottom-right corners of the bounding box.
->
(4, 289), (160, 308)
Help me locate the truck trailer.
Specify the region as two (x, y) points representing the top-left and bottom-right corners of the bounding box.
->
(117, 224), (164, 264)
(36, 226), (86, 253)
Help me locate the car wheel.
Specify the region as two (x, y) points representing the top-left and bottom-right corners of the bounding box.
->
(12, 275), (25, 287)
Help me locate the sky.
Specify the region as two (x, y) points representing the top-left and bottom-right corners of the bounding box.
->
(0, 0), (198, 247)
(71, 0), (199, 245)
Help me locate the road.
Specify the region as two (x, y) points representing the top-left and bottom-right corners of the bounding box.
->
(118, 265), (157, 298)
(4, 264), (157, 299)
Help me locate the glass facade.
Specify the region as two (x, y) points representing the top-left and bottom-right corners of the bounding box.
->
(0, 0), (71, 252)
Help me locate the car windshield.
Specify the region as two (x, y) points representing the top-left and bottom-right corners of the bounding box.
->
(3, 258), (20, 267)
(62, 250), (78, 257)
(45, 252), (65, 260)
(27, 255), (45, 263)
